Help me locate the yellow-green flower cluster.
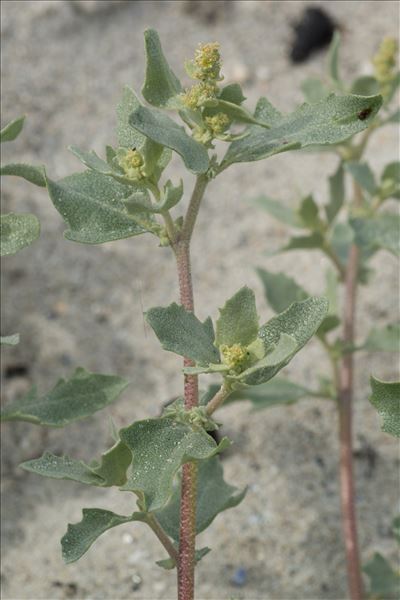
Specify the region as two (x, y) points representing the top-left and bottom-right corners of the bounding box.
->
(372, 37), (398, 98)
(117, 149), (145, 180)
(220, 343), (250, 373)
(193, 42), (222, 81)
(204, 112), (231, 136)
(182, 81), (217, 110)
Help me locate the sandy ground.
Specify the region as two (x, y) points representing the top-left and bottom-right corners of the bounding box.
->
(1, 1), (399, 599)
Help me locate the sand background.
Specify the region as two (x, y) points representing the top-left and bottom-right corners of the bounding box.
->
(1, 1), (399, 599)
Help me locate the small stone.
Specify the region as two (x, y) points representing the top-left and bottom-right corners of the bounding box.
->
(230, 567), (247, 587)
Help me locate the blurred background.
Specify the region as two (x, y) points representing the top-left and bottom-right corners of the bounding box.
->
(1, 1), (399, 598)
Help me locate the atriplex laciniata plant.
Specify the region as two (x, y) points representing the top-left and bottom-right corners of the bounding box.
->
(241, 34), (399, 600)
(1, 30), (384, 600)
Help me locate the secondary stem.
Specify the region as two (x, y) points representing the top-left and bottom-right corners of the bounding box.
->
(337, 180), (364, 600)
(147, 514), (179, 564)
(172, 175), (209, 600)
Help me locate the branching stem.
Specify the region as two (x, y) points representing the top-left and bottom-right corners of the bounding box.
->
(206, 383), (232, 416)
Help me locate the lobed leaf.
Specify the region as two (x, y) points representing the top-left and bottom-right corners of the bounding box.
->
(1, 163), (46, 187)
(256, 268), (308, 314)
(227, 377), (315, 409)
(350, 76), (379, 97)
(0, 116), (25, 143)
(219, 83), (246, 105)
(0, 213), (40, 256)
(301, 78), (330, 103)
(238, 298), (328, 386)
(380, 162), (400, 200)
(0, 367), (129, 426)
(326, 162), (344, 223)
(156, 457), (246, 541)
(215, 286), (259, 348)
(363, 552), (400, 599)
(370, 376), (400, 438)
(142, 29), (182, 108)
(20, 441), (132, 487)
(350, 214), (400, 257)
(126, 179), (183, 214)
(62, 508), (145, 564)
(252, 195), (304, 228)
(222, 93), (382, 168)
(362, 323), (400, 352)
(119, 418), (230, 511)
(129, 105), (209, 174)
(297, 195), (323, 231)
(46, 170), (152, 244)
(146, 303), (220, 365)
(345, 162), (377, 196)
(0, 333), (20, 346)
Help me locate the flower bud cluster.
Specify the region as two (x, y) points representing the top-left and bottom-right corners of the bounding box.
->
(220, 343), (251, 373)
(372, 37), (398, 99)
(117, 148), (146, 180)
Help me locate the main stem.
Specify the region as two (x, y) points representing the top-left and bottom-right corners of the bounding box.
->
(172, 175), (208, 600)
(337, 181), (364, 600)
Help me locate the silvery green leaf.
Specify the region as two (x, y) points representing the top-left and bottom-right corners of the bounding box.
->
(146, 303), (220, 365)
(128, 179), (183, 214)
(116, 86), (148, 149)
(345, 162), (377, 196)
(222, 93), (382, 168)
(297, 194), (323, 231)
(68, 146), (114, 176)
(238, 297), (329, 385)
(328, 31), (342, 86)
(257, 268), (308, 314)
(21, 452), (105, 486)
(370, 376), (400, 438)
(155, 457), (246, 541)
(228, 377), (315, 409)
(215, 286), (259, 348)
(0, 367), (129, 426)
(350, 76), (379, 97)
(20, 441), (132, 487)
(282, 232), (325, 252)
(380, 162), (400, 200)
(258, 298), (329, 349)
(129, 105), (209, 174)
(116, 87), (169, 179)
(258, 267), (340, 338)
(252, 195), (304, 228)
(326, 162), (344, 223)
(0, 333), (20, 346)
(62, 508), (146, 564)
(301, 78), (330, 103)
(0, 213), (40, 256)
(362, 323), (400, 352)
(119, 418), (230, 511)
(205, 99), (269, 127)
(142, 29), (182, 108)
(236, 333), (298, 386)
(0, 116), (25, 143)
(350, 214), (400, 257)
(46, 170), (153, 244)
(219, 83), (246, 105)
(0, 163), (46, 187)
(363, 552), (400, 600)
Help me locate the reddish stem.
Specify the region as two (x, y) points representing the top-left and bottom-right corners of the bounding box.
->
(338, 242), (364, 600)
(174, 240), (199, 600)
